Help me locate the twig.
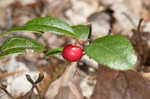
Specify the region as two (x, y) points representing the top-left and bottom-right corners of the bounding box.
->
(0, 84), (14, 99)
(26, 73), (44, 99)
(137, 18), (143, 32)
(122, 12), (136, 27)
(58, 62), (77, 99)
(41, 61), (68, 97)
(87, 24), (93, 44)
(0, 70), (24, 79)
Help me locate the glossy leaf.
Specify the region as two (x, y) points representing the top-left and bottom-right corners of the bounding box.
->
(25, 17), (74, 33)
(72, 25), (89, 41)
(0, 17), (78, 38)
(84, 35), (137, 70)
(0, 26), (43, 37)
(46, 48), (63, 56)
(0, 37), (45, 58)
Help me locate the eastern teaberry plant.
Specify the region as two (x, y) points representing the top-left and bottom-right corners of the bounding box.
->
(0, 17), (137, 71)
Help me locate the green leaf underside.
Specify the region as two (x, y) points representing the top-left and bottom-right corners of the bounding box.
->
(46, 48), (63, 56)
(1, 25), (78, 38)
(72, 25), (89, 41)
(84, 35), (137, 71)
(0, 37), (45, 58)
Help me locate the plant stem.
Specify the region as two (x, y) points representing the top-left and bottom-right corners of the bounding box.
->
(41, 61), (68, 97)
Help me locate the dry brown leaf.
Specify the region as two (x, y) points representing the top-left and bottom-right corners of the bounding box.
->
(91, 65), (150, 99)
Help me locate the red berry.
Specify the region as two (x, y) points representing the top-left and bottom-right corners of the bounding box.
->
(62, 44), (83, 62)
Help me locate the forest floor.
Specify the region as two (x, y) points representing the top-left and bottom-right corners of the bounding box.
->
(0, 0), (150, 99)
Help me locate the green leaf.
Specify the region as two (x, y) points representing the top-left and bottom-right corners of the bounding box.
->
(1, 17), (78, 38)
(84, 35), (137, 71)
(72, 25), (89, 41)
(0, 26), (44, 37)
(0, 37), (45, 58)
(46, 48), (63, 56)
(25, 17), (74, 33)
